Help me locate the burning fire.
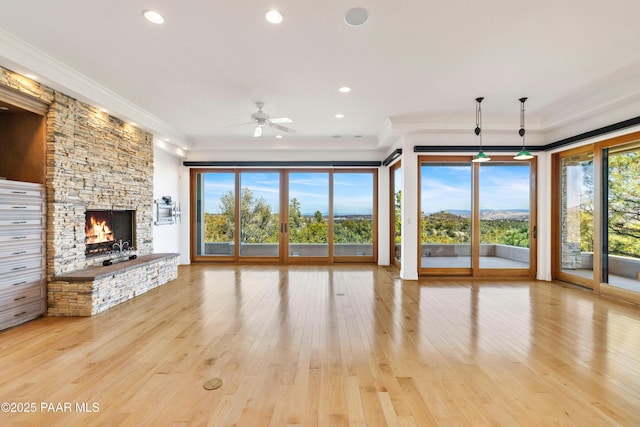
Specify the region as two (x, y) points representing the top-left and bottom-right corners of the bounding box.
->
(86, 216), (114, 244)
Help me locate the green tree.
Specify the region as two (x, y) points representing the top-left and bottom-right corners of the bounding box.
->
(205, 188), (278, 244)
(607, 150), (640, 257)
(394, 190), (402, 244)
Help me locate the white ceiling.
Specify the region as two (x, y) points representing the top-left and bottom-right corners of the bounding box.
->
(1, 0), (640, 154)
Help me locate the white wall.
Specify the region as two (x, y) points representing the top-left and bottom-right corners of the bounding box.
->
(153, 145), (183, 258)
(377, 165), (390, 265)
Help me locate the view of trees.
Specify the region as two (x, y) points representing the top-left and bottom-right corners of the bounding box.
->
(394, 190), (402, 244)
(202, 149), (638, 258)
(204, 188), (372, 244)
(420, 211), (530, 248)
(573, 150), (640, 258)
(607, 150), (640, 257)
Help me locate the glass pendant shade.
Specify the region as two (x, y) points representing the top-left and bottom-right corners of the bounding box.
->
(472, 151), (491, 162)
(514, 148), (533, 160)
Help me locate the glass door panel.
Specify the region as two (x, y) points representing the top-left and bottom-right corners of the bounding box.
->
(194, 171), (235, 257)
(238, 172), (281, 258)
(420, 163), (472, 270)
(560, 152), (594, 283)
(333, 172), (374, 258)
(392, 164), (402, 265)
(478, 163), (531, 269)
(287, 172), (329, 258)
(603, 143), (640, 293)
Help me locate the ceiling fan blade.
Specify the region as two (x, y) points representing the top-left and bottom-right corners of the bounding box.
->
(222, 121), (253, 128)
(268, 117), (292, 124)
(253, 125), (263, 138)
(268, 122), (296, 134)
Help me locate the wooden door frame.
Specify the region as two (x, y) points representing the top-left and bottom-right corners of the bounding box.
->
(389, 160), (402, 270)
(190, 168), (378, 265)
(418, 155), (537, 278)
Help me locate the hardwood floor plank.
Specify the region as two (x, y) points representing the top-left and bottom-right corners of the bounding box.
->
(0, 264), (639, 426)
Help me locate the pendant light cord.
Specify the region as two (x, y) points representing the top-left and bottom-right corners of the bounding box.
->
(519, 97), (527, 146)
(475, 97), (484, 147)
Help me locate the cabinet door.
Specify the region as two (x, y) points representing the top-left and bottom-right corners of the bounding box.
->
(0, 270), (45, 291)
(0, 281), (45, 307)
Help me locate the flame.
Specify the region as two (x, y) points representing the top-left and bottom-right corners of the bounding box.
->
(86, 216), (114, 244)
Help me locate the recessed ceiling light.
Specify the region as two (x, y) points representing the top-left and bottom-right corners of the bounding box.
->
(265, 9), (283, 24)
(276, 135), (283, 139)
(344, 7), (369, 26)
(23, 73), (38, 80)
(335, 114), (345, 119)
(143, 10), (165, 24)
(338, 86), (351, 93)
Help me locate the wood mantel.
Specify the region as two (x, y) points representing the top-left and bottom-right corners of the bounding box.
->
(53, 253), (179, 281)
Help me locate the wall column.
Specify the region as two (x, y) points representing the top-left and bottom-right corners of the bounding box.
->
(400, 136), (419, 280)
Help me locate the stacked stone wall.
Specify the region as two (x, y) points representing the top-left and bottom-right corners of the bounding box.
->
(45, 94), (154, 275)
(1, 65), (169, 317)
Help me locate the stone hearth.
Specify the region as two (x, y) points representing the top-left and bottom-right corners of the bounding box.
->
(49, 254), (179, 316)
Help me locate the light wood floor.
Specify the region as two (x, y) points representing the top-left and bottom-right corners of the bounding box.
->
(1, 264), (639, 426)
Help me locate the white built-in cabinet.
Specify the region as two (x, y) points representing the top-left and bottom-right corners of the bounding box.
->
(0, 179), (46, 330)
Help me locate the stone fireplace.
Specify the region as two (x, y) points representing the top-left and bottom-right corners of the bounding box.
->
(85, 209), (135, 256)
(1, 65), (179, 317)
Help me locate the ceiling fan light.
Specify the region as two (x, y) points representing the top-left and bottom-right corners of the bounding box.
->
(142, 10), (164, 24)
(265, 9), (283, 24)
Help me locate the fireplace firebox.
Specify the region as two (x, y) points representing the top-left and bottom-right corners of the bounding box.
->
(85, 210), (135, 256)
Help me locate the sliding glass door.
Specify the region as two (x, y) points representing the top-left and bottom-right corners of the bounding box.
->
(193, 171), (236, 258)
(419, 156), (536, 277)
(191, 168), (377, 263)
(603, 142), (640, 294)
(556, 148), (594, 288)
(333, 171), (376, 261)
(238, 171), (282, 259)
(553, 133), (640, 302)
(478, 162), (532, 271)
(287, 171), (330, 261)
(390, 162), (402, 268)
(420, 161), (473, 274)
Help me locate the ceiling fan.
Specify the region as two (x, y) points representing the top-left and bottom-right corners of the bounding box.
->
(225, 102), (296, 137)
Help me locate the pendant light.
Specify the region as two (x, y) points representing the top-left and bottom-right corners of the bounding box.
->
(514, 97), (533, 160)
(472, 97), (490, 162)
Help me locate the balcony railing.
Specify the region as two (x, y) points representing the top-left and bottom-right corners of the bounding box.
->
(203, 242), (373, 257)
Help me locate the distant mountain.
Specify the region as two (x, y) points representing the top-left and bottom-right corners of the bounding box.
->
(424, 209), (529, 221)
(480, 209), (529, 221)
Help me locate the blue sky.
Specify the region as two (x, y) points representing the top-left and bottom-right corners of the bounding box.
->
(203, 172), (374, 215)
(421, 164), (531, 212)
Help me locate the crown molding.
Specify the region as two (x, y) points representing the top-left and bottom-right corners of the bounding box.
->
(0, 28), (192, 149)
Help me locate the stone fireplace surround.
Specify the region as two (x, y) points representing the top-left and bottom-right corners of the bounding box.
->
(1, 66), (179, 316)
